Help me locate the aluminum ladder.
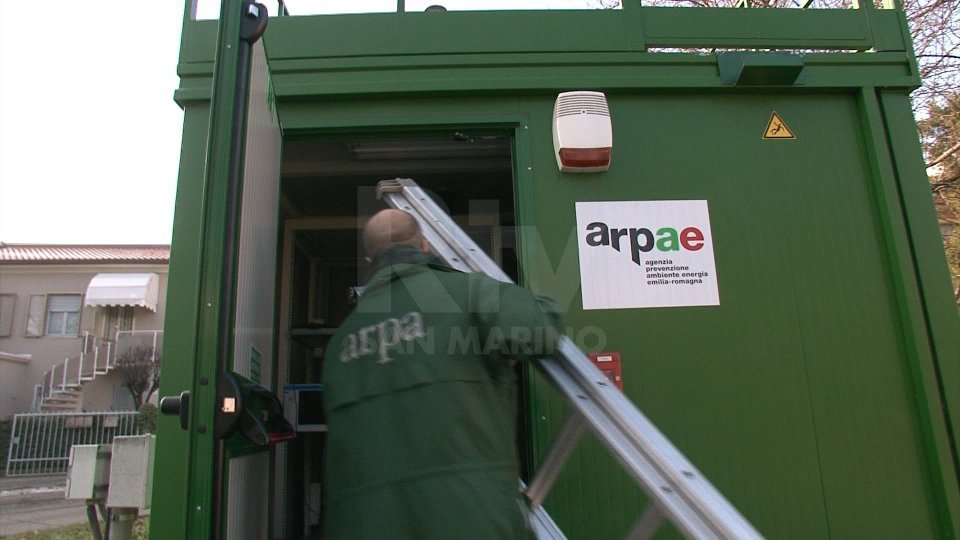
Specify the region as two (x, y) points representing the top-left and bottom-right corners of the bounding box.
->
(376, 178), (764, 540)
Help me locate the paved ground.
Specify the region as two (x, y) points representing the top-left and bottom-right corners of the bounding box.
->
(0, 474), (88, 537)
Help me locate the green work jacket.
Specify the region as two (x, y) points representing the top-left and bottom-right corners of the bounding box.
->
(322, 246), (561, 540)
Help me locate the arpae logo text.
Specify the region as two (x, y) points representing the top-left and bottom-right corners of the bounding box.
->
(584, 221), (704, 266)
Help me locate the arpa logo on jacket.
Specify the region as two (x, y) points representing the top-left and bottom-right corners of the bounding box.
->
(574, 200), (720, 310)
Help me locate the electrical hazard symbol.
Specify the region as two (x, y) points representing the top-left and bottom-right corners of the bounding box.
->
(763, 112), (795, 139)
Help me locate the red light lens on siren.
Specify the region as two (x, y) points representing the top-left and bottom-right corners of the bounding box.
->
(558, 147), (612, 169)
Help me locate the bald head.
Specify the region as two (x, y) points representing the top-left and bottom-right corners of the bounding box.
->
(363, 209), (426, 258)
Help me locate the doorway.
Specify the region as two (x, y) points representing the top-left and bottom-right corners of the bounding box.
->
(274, 131), (520, 538)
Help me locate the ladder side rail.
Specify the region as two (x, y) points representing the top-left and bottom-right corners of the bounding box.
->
(384, 195), (474, 274)
(377, 178), (483, 271)
(378, 178), (512, 281)
(529, 508), (568, 540)
(520, 481), (568, 540)
(379, 188), (472, 273)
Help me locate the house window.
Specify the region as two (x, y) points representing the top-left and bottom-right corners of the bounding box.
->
(0, 294), (14, 337)
(44, 294), (82, 336)
(25, 295), (46, 337)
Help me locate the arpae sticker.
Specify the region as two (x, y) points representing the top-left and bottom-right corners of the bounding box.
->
(575, 200), (719, 309)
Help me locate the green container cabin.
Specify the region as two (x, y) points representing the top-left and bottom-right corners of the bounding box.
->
(152, 1), (960, 538)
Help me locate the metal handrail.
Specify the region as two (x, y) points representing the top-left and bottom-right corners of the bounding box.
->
(35, 330), (164, 411)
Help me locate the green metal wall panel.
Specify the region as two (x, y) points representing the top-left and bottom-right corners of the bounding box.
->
(258, 91), (956, 538)
(517, 92), (950, 538)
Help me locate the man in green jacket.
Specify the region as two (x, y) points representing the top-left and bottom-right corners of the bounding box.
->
(322, 209), (561, 539)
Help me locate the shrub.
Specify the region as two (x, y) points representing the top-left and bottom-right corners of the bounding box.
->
(137, 404), (157, 434)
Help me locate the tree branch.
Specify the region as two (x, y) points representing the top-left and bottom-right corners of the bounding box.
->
(932, 171), (960, 190)
(927, 141), (960, 168)
(936, 214), (960, 226)
(916, 54), (960, 61)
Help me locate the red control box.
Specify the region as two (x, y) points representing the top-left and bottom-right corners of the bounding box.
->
(588, 352), (622, 391)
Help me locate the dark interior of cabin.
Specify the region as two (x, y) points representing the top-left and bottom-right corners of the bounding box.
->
(276, 131), (521, 538)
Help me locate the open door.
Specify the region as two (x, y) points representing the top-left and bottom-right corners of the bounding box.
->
(153, 2), (284, 538)
(218, 32), (284, 540)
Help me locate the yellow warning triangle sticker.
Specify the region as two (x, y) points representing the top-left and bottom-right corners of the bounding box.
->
(763, 111), (796, 139)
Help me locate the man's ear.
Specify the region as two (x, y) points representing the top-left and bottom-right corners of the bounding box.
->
(420, 238), (430, 253)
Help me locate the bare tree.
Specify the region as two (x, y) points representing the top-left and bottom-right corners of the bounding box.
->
(904, 0), (960, 114)
(900, 0), (960, 298)
(919, 94), (960, 300)
(115, 345), (162, 410)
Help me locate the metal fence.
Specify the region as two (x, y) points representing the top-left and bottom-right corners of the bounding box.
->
(4, 411), (140, 476)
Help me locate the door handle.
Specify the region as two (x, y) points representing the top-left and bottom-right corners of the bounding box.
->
(159, 391), (191, 431)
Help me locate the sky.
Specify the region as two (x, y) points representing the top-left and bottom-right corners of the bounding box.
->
(0, 3), (185, 245)
(0, 1), (610, 246)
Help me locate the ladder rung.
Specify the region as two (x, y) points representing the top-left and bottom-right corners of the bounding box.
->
(525, 413), (588, 508)
(627, 504), (666, 540)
